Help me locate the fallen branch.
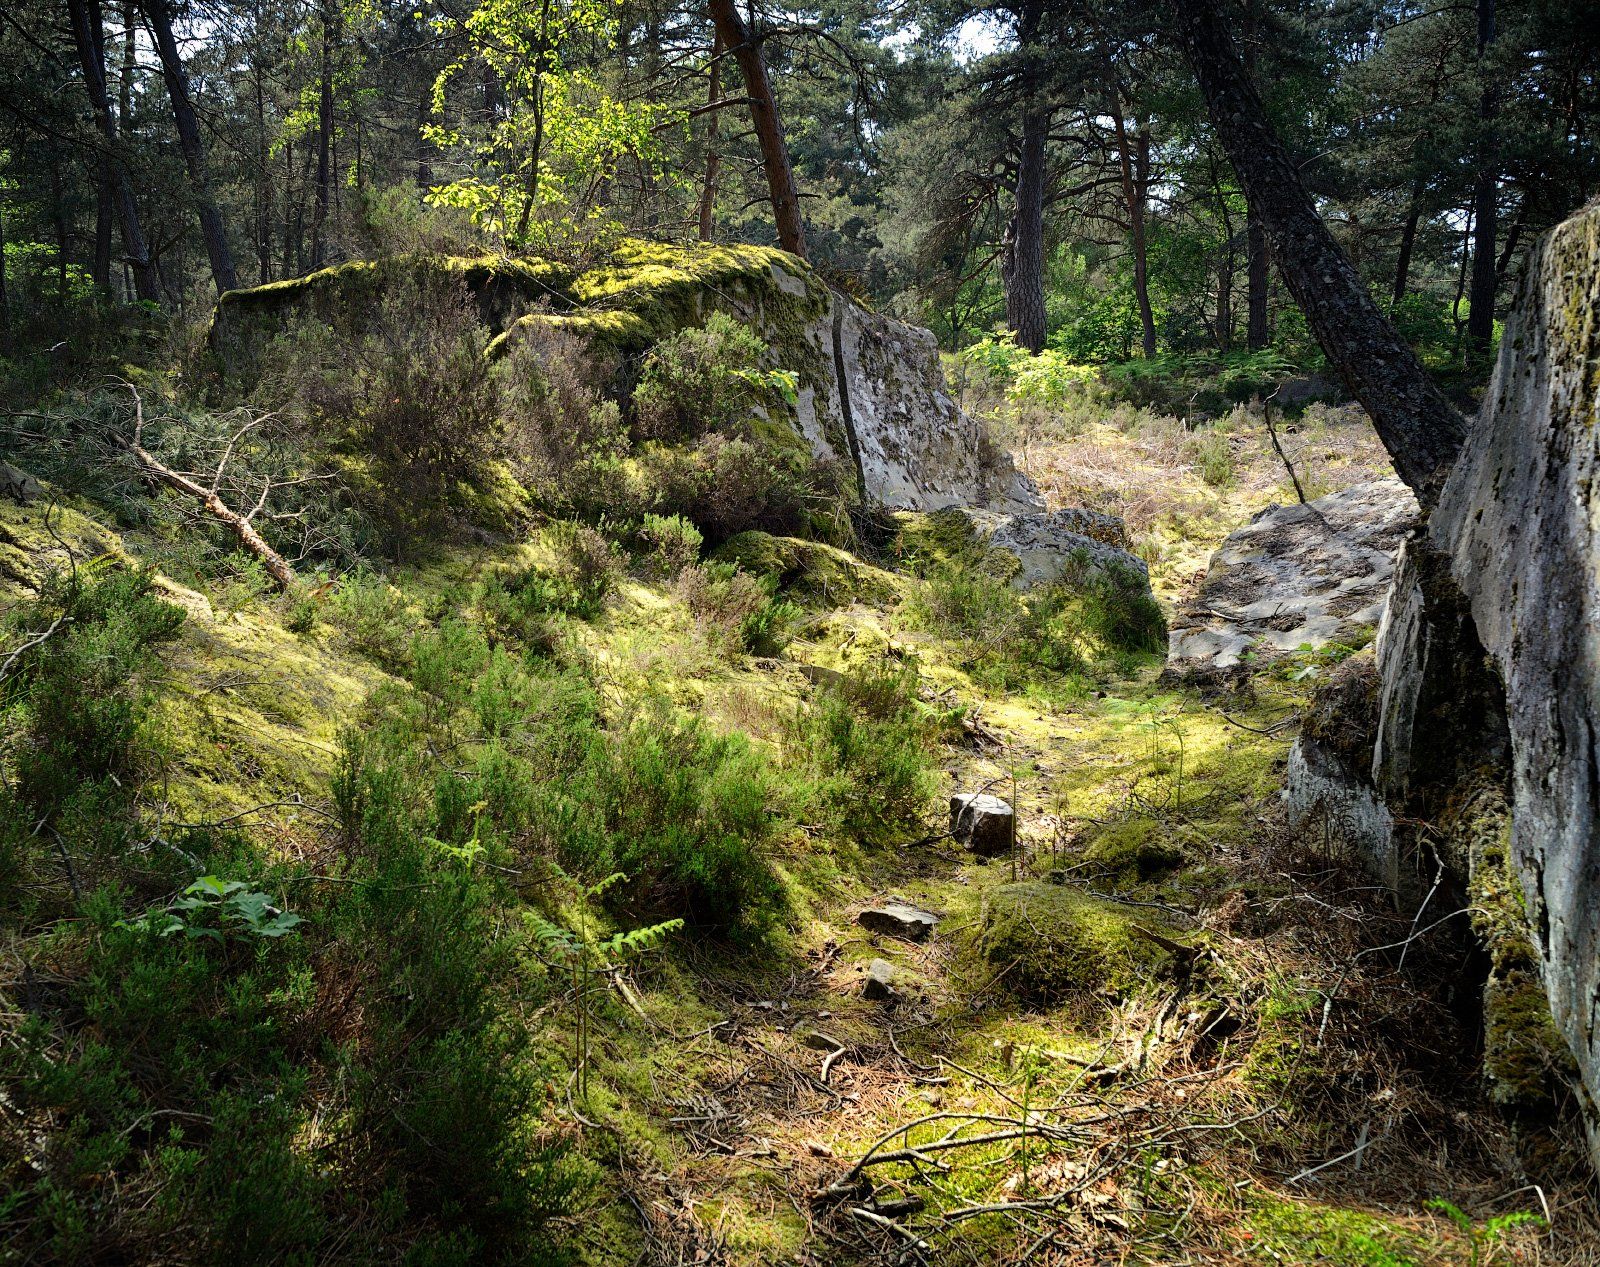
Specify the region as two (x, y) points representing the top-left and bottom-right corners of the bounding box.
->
(118, 382), (294, 591)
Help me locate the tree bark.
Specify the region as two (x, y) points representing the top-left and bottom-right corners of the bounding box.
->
(143, 0), (239, 293)
(1001, 107), (1048, 352)
(309, 0), (335, 268)
(0, 200), (11, 352)
(1392, 180), (1423, 309)
(1110, 96), (1156, 357)
(1246, 208), (1269, 348)
(66, 0), (163, 303)
(1465, 0), (1497, 357)
(1172, 0), (1467, 503)
(698, 32), (723, 241)
(707, 0), (806, 259)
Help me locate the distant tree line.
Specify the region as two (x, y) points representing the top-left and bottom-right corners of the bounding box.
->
(0, 0), (1595, 367)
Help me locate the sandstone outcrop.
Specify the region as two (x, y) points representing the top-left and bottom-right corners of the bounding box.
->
(1167, 478), (1417, 677)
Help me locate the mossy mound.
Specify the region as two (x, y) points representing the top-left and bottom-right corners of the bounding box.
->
(712, 531), (899, 608)
(206, 240), (830, 386)
(1083, 816), (1188, 878)
(965, 882), (1174, 1002)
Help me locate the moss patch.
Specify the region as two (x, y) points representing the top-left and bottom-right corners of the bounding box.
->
(711, 531), (899, 608)
(963, 881), (1177, 1002)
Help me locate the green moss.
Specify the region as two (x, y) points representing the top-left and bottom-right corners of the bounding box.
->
(1458, 785), (1577, 1114)
(1084, 816), (1187, 878)
(964, 881), (1176, 1002)
(711, 531), (898, 608)
(1246, 1195), (1426, 1266)
(889, 507), (984, 569)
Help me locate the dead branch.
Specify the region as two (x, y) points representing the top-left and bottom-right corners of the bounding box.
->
(117, 382), (295, 591)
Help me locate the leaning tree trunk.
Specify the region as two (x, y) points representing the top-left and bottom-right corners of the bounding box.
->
(1172, 0), (1466, 503)
(144, 0), (239, 293)
(708, 0), (806, 259)
(1002, 107), (1048, 353)
(1465, 0), (1497, 358)
(66, 0), (162, 303)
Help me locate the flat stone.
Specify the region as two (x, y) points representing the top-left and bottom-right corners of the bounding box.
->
(950, 793), (1015, 857)
(1166, 478), (1418, 677)
(862, 958), (896, 1001)
(857, 901), (939, 942)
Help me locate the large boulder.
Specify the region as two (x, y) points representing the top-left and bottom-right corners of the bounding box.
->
(1285, 204), (1600, 1166)
(1167, 478), (1418, 677)
(205, 240), (1039, 516)
(1424, 203), (1600, 1162)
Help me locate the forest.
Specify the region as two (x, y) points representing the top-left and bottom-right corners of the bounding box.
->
(2, 0), (1600, 1264)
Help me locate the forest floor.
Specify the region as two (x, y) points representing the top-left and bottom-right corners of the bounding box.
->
(6, 398), (1598, 1265)
(564, 404), (1600, 1266)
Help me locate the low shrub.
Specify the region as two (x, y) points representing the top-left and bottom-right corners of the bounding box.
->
(676, 561), (798, 658)
(791, 661), (938, 846)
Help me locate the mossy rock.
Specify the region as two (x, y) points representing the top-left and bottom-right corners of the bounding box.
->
(965, 882), (1175, 1002)
(1299, 649), (1381, 771)
(1459, 782), (1578, 1115)
(712, 531), (898, 608)
(1083, 817), (1187, 878)
(888, 508), (982, 568)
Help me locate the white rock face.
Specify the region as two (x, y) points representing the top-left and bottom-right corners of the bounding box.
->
(1167, 479), (1418, 673)
(820, 293), (1042, 513)
(1428, 204), (1600, 1161)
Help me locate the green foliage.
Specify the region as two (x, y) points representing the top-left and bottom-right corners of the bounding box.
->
(677, 560), (798, 657)
(1425, 1199), (1545, 1267)
(527, 867), (682, 1100)
(423, 0), (667, 253)
(0, 564), (184, 900)
(790, 661), (938, 846)
(634, 311), (793, 440)
(633, 512), (703, 578)
(551, 707), (788, 939)
(264, 273), (505, 545)
(116, 874), (305, 941)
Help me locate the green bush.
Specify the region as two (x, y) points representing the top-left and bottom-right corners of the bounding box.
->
(634, 512), (704, 579)
(633, 310), (782, 441)
(676, 561), (798, 658)
(547, 707), (787, 940)
(792, 662), (938, 846)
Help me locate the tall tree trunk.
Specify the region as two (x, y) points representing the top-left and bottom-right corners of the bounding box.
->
(698, 32), (722, 241)
(254, 57), (271, 282)
(93, 165), (113, 292)
(1246, 209), (1269, 348)
(309, 0), (335, 268)
(143, 0), (239, 293)
(1392, 180), (1423, 309)
(415, 84), (433, 191)
(1001, 108), (1048, 352)
(1240, 0), (1269, 350)
(1216, 239), (1234, 352)
(707, 0), (806, 259)
(1110, 100), (1157, 358)
(0, 199), (10, 353)
(1172, 0), (1466, 502)
(1465, 0), (1497, 358)
(66, 0), (162, 303)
